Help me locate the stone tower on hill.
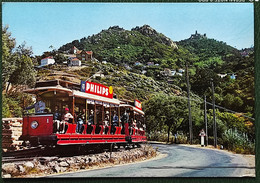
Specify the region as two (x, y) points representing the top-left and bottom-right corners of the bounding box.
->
(190, 30), (207, 39)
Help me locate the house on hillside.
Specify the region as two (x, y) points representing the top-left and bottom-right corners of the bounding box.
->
(68, 57), (81, 66)
(176, 72), (183, 76)
(171, 70), (176, 76)
(230, 73), (236, 80)
(69, 46), (93, 61)
(124, 64), (132, 70)
(142, 70), (147, 75)
(135, 61), (142, 66)
(178, 68), (185, 73)
(93, 72), (105, 79)
(217, 73), (227, 78)
(147, 62), (154, 66)
(40, 57), (55, 67)
(164, 68), (172, 76)
(71, 46), (79, 54)
(76, 50), (93, 61)
(161, 69), (176, 77)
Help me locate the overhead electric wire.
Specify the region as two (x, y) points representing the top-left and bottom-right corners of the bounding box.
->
(169, 95), (255, 121)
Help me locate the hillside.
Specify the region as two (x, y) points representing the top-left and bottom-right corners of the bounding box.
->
(57, 26), (254, 114)
(178, 31), (239, 59)
(58, 25), (192, 68)
(41, 62), (186, 102)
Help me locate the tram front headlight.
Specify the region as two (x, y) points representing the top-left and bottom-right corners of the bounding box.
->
(31, 121), (39, 129)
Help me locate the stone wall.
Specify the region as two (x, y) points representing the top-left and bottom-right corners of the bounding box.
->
(2, 145), (158, 178)
(2, 118), (23, 152)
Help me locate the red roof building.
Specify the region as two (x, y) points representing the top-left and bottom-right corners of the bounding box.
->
(76, 50), (93, 61)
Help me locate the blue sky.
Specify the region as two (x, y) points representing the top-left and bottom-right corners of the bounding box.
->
(2, 2), (254, 56)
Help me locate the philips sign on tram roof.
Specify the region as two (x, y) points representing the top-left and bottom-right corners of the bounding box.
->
(81, 81), (113, 99)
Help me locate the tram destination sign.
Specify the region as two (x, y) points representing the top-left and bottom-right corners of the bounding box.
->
(135, 99), (142, 110)
(81, 81), (113, 99)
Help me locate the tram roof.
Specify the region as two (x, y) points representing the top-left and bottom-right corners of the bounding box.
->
(23, 86), (121, 105)
(119, 104), (144, 115)
(73, 90), (121, 105)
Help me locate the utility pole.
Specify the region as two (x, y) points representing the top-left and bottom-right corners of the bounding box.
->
(211, 79), (217, 148)
(204, 95), (208, 146)
(186, 63), (193, 144)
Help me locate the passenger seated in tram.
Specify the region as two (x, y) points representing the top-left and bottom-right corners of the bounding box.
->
(25, 95), (46, 114)
(53, 105), (62, 133)
(111, 112), (119, 134)
(132, 120), (138, 135)
(95, 109), (102, 134)
(143, 123), (146, 131)
(76, 109), (86, 134)
(87, 109), (94, 134)
(103, 111), (109, 134)
(121, 110), (130, 134)
(60, 108), (73, 134)
(139, 122), (144, 131)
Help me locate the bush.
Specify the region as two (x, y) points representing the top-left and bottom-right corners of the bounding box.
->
(2, 94), (23, 117)
(222, 129), (255, 154)
(177, 134), (188, 144)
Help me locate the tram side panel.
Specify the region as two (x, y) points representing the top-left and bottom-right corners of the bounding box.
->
(20, 114), (55, 144)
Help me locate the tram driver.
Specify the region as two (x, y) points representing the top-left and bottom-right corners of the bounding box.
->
(25, 95), (46, 114)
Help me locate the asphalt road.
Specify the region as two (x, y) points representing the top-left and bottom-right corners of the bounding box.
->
(48, 144), (254, 177)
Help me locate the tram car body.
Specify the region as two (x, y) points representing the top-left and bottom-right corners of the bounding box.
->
(19, 80), (147, 147)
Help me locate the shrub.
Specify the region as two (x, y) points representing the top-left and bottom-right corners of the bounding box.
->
(222, 129), (255, 154)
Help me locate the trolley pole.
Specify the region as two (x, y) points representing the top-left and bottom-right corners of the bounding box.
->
(186, 63), (193, 144)
(204, 95), (208, 146)
(211, 79), (217, 148)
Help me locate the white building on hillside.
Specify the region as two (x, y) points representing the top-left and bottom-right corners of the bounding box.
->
(41, 57), (55, 66)
(68, 57), (81, 66)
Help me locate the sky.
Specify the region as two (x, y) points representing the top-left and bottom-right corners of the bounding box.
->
(2, 2), (254, 56)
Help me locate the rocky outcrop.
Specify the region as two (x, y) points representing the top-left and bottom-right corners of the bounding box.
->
(2, 145), (158, 178)
(132, 25), (178, 49)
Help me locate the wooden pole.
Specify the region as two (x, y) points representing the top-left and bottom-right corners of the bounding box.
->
(186, 63), (193, 144)
(72, 96), (75, 124)
(211, 79), (217, 148)
(204, 95), (208, 146)
(109, 106), (112, 126)
(85, 99), (88, 122)
(102, 105), (104, 123)
(94, 103), (97, 125)
(118, 106), (120, 126)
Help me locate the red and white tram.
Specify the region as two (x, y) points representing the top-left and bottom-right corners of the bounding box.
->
(19, 80), (146, 147)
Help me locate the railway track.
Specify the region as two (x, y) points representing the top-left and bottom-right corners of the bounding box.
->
(2, 147), (45, 158)
(2, 143), (139, 163)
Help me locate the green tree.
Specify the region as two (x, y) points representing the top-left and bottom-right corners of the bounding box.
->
(144, 93), (187, 142)
(8, 54), (36, 87)
(54, 53), (67, 64)
(2, 27), (36, 89)
(2, 26), (17, 89)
